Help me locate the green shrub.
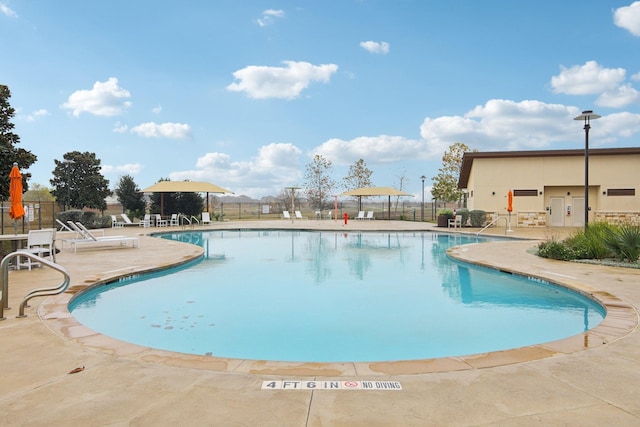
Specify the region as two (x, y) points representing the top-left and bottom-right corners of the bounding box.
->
(604, 224), (640, 262)
(469, 210), (486, 227)
(565, 222), (613, 259)
(437, 209), (454, 219)
(537, 240), (577, 261)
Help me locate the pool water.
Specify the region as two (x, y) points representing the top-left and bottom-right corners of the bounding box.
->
(69, 231), (604, 363)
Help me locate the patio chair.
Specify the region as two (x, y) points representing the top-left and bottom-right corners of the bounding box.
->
(154, 214), (168, 227)
(355, 211), (365, 220)
(448, 215), (462, 229)
(110, 215), (124, 228)
(366, 211), (374, 220)
(201, 212), (212, 225)
(17, 228), (56, 270)
(169, 213), (179, 227)
(294, 211), (307, 220)
(282, 211), (291, 219)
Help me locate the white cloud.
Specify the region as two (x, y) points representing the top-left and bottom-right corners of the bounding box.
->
(130, 122), (191, 139)
(315, 135), (428, 165)
(226, 61), (339, 99)
(596, 83), (640, 108)
(152, 105), (162, 114)
(257, 8), (285, 26)
(360, 40), (390, 54)
(632, 72), (640, 81)
(101, 163), (143, 175)
(20, 108), (49, 122)
(550, 60), (639, 108)
(422, 99), (584, 151)
(0, 3), (17, 18)
(113, 123), (128, 133)
(61, 77), (132, 117)
(551, 61), (626, 95)
(171, 143), (302, 196)
(614, 1), (640, 36)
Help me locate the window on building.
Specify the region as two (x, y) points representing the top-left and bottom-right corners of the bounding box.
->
(607, 188), (635, 196)
(513, 189), (538, 197)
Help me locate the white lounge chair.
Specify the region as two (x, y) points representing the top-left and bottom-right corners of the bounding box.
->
(17, 228), (56, 270)
(201, 212), (211, 225)
(169, 213), (179, 227)
(120, 213), (147, 227)
(282, 211), (291, 219)
(366, 211), (374, 220)
(355, 211), (365, 220)
(295, 211), (307, 220)
(66, 222), (139, 253)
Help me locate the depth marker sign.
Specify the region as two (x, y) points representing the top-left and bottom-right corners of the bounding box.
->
(261, 380), (402, 390)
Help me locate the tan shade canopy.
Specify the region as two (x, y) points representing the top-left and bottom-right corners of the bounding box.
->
(341, 187), (413, 220)
(140, 181), (233, 194)
(340, 186), (412, 197)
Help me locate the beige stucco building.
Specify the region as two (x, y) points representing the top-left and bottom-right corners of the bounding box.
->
(458, 147), (640, 227)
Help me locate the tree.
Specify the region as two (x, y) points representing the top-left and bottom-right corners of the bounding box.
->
(115, 175), (146, 219)
(393, 167), (409, 213)
(431, 142), (474, 205)
(24, 183), (55, 202)
(50, 151), (111, 210)
(0, 85), (37, 200)
(304, 154), (336, 211)
(343, 158), (373, 211)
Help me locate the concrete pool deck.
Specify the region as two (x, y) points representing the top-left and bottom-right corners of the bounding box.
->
(1, 220), (639, 426)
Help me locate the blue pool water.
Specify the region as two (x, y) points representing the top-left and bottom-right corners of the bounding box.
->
(69, 231), (605, 363)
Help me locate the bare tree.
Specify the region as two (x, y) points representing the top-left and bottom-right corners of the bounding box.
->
(304, 154), (336, 211)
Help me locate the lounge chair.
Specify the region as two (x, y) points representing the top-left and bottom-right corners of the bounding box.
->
(169, 213), (179, 227)
(366, 211), (374, 220)
(121, 213), (148, 227)
(66, 222), (139, 253)
(17, 228), (56, 270)
(201, 212), (211, 225)
(282, 211), (291, 219)
(56, 219), (75, 233)
(355, 211), (365, 220)
(294, 211), (307, 220)
(448, 215), (462, 229)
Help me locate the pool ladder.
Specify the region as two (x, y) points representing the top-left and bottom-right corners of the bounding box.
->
(0, 251), (71, 320)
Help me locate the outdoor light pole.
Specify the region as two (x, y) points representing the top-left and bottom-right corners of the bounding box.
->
(420, 175), (426, 222)
(573, 110), (601, 229)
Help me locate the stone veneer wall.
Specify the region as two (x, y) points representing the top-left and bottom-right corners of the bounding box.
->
(594, 212), (640, 226)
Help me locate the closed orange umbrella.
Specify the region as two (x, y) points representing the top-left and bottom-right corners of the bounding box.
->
(507, 190), (513, 213)
(9, 163), (25, 222)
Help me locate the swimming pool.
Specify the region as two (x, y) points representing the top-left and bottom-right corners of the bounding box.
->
(69, 230), (605, 363)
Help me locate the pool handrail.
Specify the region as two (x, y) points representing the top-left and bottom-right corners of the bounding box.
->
(0, 251), (71, 320)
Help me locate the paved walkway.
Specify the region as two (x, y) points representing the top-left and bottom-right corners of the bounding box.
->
(1, 220), (638, 426)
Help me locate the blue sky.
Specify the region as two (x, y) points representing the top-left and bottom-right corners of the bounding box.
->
(2, 1), (640, 200)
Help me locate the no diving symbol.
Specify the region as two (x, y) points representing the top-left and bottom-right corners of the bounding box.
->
(344, 381), (359, 389)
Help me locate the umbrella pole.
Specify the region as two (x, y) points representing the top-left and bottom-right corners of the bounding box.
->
(13, 220), (17, 235)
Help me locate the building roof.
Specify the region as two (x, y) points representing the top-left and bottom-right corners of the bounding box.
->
(458, 147), (640, 188)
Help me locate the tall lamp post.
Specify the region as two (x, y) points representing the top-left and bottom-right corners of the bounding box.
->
(573, 110), (601, 229)
(420, 175), (426, 222)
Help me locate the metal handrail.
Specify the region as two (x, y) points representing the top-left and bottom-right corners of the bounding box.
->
(475, 216), (509, 236)
(0, 251), (71, 320)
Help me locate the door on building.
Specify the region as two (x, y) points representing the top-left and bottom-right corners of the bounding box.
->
(550, 197), (565, 227)
(573, 197), (585, 227)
